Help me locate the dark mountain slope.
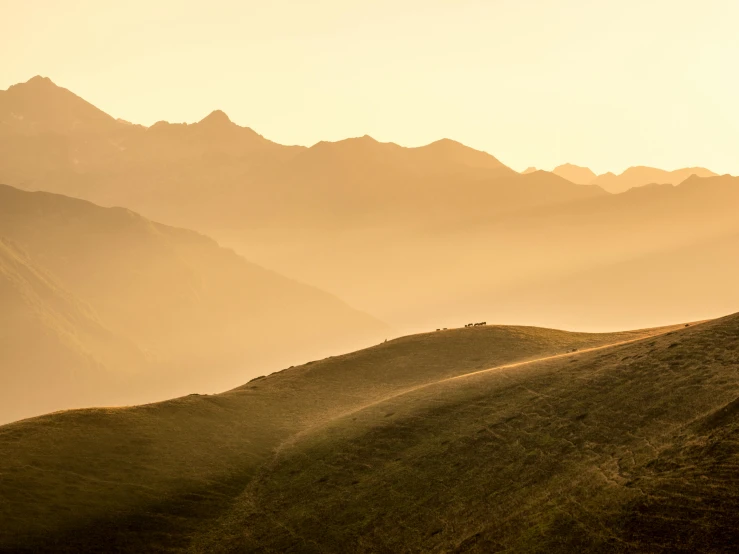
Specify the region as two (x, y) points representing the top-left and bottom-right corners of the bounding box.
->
(0, 322), (687, 551)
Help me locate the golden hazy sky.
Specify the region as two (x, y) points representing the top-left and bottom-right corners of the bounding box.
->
(2, 0), (738, 174)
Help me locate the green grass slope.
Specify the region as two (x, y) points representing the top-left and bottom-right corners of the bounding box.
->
(0, 324), (675, 552)
(198, 314), (739, 553)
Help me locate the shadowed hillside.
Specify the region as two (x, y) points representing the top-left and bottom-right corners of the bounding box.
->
(0, 184), (386, 424)
(200, 314), (738, 553)
(0, 322), (683, 552)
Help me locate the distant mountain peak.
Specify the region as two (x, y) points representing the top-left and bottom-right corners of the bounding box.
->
(1, 75), (120, 135)
(415, 139), (508, 170)
(351, 134), (379, 143)
(6, 75), (61, 95)
(590, 167), (718, 194)
(552, 164), (597, 185)
(313, 135), (382, 149)
(428, 138), (460, 147)
(522, 167), (538, 174)
(24, 75), (56, 87)
(198, 109), (233, 126)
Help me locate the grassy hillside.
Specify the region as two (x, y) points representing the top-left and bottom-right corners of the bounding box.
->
(0, 322), (687, 552)
(203, 313), (739, 553)
(0, 184), (387, 423)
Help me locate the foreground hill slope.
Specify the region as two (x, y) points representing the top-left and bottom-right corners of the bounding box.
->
(0, 184), (386, 423)
(0, 322), (693, 551)
(206, 314), (739, 553)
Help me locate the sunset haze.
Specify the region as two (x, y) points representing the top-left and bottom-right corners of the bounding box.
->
(1, 0), (737, 175)
(3, 2), (739, 552)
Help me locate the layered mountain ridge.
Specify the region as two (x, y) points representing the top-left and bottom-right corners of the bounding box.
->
(0, 184), (387, 424)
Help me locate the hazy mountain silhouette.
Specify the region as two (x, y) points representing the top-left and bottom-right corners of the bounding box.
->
(221, 174), (739, 333)
(2, 314), (739, 551)
(0, 184), (387, 424)
(427, 174), (739, 330)
(0, 76), (137, 192)
(486, 228), (739, 331)
(243, 136), (604, 228)
(521, 166), (538, 174)
(124, 109), (304, 165)
(591, 165), (718, 193)
(551, 162), (718, 193)
(0, 77), (606, 231)
(1, 76), (736, 335)
(0, 76), (123, 136)
(552, 163), (597, 185)
(0, 237), (146, 423)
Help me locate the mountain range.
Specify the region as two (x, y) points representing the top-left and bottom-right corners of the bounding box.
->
(2, 75), (738, 340)
(3, 76), (737, 336)
(551, 162), (718, 193)
(1, 76), (606, 231)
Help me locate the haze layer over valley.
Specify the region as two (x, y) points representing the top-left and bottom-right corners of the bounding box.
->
(0, 184), (385, 424)
(3, 76), (737, 335)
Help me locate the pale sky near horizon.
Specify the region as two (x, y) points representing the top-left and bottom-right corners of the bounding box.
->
(1, 0), (738, 175)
